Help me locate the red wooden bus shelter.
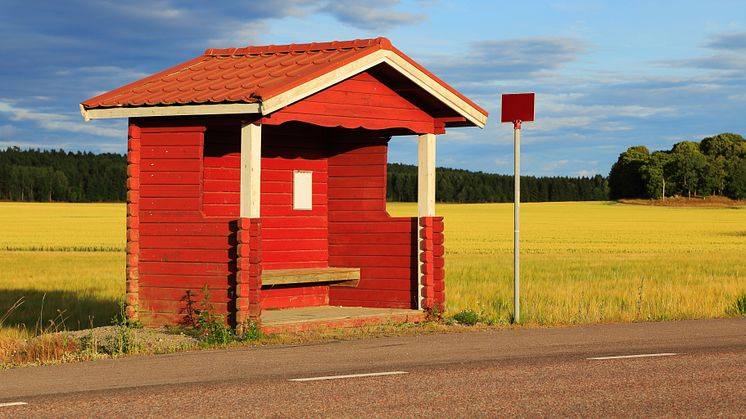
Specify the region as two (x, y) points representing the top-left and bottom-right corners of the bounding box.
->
(80, 37), (488, 331)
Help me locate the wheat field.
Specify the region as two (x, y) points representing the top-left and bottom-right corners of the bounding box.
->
(387, 201), (746, 324)
(0, 203), (124, 338)
(1, 201), (744, 337)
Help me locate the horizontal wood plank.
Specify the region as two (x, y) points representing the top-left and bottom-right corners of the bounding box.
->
(328, 233), (413, 245)
(140, 171), (201, 185)
(140, 248), (234, 263)
(140, 235), (235, 249)
(141, 159), (201, 172)
(141, 146), (201, 159)
(140, 198), (201, 211)
(139, 262), (234, 276)
(140, 185), (201, 198)
(262, 267), (360, 287)
(141, 222), (234, 236)
(140, 212), (232, 224)
(140, 274), (233, 288)
(140, 286), (231, 303)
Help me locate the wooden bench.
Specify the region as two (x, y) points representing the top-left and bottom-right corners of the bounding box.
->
(261, 267), (361, 288)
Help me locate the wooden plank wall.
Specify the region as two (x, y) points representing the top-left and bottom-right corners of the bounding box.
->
(137, 125), (236, 326)
(202, 125), (331, 310)
(327, 139), (418, 309)
(263, 72), (438, 134)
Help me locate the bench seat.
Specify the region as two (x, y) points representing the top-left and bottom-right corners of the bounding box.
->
(261, 267), (360, 288)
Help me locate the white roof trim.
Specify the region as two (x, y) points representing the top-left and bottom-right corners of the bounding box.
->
(260, 49), (487, 129)
(81, 103), (261, 121)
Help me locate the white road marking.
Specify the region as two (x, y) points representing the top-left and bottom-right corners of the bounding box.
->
(0, 402), (27, 408)
(290, 371), (408, 382)
(587, 352), (677, 360)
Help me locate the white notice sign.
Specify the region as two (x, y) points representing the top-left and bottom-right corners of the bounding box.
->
(293, 170), (313, 210)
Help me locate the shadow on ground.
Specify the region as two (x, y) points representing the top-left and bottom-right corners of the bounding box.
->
(1, 289), (119, 333)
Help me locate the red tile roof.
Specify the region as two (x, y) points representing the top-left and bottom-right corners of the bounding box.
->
(81, 37), (487, 120)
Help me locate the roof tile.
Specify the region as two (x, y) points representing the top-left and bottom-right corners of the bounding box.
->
(81, 37), (487, 122)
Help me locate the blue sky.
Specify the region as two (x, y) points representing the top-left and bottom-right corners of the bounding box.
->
(1, 1), (745, 177)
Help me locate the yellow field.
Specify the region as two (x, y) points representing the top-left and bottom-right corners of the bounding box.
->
(0, 203), (124, 338)
(387, 201), (746, 324)
(1, 201), (744, 337)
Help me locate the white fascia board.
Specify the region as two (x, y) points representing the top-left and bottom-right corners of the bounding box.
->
(260, 50), (487, 129)
(80, 103), (261, 121)
(383, 52), (488, 129)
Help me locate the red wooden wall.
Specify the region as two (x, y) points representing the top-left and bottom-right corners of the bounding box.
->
(326, 139), (418, 309)
(264, 71), (439, 134)
(137, 125), (235, 326)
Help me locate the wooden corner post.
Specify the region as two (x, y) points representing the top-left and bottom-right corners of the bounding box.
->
(125, 121), (141, 320)
(237, 123), (262, 329)
(417, 133), (436, 311)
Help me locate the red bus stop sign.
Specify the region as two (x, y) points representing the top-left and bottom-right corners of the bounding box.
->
(501, 93), (535, 124)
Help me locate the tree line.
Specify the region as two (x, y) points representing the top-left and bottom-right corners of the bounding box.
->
(0, 147), (610, 204)
(608, 133), (746, 200)
(387, 163), (609, 202)
(0, 147), (126, 202)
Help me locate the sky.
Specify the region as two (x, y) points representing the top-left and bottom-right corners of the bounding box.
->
(1, 0), (745, 177)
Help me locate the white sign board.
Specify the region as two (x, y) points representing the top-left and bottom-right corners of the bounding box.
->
(293, 170), (313, 210)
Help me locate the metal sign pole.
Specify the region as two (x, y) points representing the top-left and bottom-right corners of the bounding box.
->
(513, 120), (521, 324)
(501, 92), (534, 325)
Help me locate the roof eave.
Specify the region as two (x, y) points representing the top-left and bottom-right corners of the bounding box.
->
(80, 103), (261, 121)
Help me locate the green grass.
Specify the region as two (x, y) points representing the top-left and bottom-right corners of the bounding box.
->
(1, 201), (745, 339)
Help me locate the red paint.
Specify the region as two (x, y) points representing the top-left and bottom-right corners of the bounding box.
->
(501, 93), (535, 123)
(262, 72), (439, 134)
(327, 140), (418, 309)
(262, 285), (329, 309)
(136, 125), (237, 324)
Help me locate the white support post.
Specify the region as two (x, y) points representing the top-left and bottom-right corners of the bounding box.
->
(417, 133), (436, 310)
(418, 133), (436, 218)
(240, 123), (261, 218)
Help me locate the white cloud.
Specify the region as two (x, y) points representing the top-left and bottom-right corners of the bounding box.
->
(431, 37), (587, 82)
(323, 0), (425, 30)
(0, 100), (121, 138)
(438, 130), (489, 144)
(530, 116), (595, 132)
(727, 93), (746, 101)
(706, 32), (746, 51)
(207, 21), (267, 46)
(539, 93), (676, 118)
(98, 1), (186, 21)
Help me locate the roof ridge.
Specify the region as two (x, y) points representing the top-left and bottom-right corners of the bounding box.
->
(204, 37), (390, 57)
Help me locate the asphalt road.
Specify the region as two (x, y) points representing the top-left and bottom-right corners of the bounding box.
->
(1, 318), (744, 417)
